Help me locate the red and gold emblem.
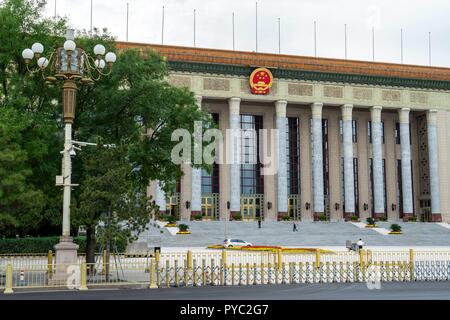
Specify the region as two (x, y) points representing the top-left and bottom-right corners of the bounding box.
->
(249, 67), (273, 95)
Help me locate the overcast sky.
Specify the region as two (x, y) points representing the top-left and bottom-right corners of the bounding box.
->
(43, 0), (450, 67)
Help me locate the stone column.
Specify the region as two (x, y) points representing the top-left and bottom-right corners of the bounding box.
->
(342, 104), (355, 221)
(191, 95), (203, 219)
(155, 181), (167, 216)
(427, 109), (442, 222)
(229, 97), (241, 218)
(371, 106), (385, 219)
(275, 100), (288, 220)
(311, 102), (324, 220)
(398, 108), (414, 221)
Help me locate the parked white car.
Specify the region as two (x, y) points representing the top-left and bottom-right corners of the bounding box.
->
(223, 239), (252, 248)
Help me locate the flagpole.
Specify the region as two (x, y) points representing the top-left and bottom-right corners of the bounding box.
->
(194, 9), (196, 47)
(400, 28), (404, 64)
(90, 0), (93, 36)
(278, 17), (281, 54)
(314, 20), (317, 57)
(126, 2), (129, 42)
(429, 31), (432, 66)
(255, 2), (258, 52)
(232, 12), (235, 51)
(372, 26), (375, 62)
(344, 24), (347, 59)
(161, 6), (165, 45)
(54, 0), (57, 20)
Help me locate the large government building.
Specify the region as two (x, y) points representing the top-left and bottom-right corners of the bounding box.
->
(118, 42), (450, 223)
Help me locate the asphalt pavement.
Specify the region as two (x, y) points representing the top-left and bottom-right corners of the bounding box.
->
(2, 282), (450, 300)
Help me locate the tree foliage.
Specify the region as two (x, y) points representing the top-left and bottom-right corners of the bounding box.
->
(0, 0), (214, 252)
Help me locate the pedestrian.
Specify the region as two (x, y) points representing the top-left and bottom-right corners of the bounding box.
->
(357, 238), (365, 250)
(258, 217), (261, 229)
(293, 222), (298, 232)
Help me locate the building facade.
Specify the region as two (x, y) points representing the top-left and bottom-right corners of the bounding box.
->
(118, 42), (450, 223)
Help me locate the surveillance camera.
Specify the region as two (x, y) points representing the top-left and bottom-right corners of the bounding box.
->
(70, 149), (76, 157)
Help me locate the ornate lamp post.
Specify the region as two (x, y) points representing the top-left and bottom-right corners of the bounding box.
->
(22, 29), (116, 273)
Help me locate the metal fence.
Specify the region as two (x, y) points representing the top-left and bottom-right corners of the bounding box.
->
(2, 249), (450, 293)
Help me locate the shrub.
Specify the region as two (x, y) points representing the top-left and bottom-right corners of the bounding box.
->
(194, 214), (203, 221)
(282, 216), (291, 221)
(158, 214), (168, 221)
(0, 236), (126, 254)
(378, 216), (388, 222)
(319, 214), (328, 221)
(167, 216), (177, 224)
(408, 216), (417, 222)
(366, 217), (375, 225)
(178, 224), (189, 232)
(390, 224), (402, 232)
(350, 215), (359, 222)
(232, 214), (243, 221)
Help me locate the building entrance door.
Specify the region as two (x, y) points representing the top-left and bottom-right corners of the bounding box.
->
(166, 193), (180, 220)
(288, 195), (301, 220)
(241, 195), (264, 220)
(201, 193), (219, 220)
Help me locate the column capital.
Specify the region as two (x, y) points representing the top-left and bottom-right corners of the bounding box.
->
(311, 102), (323, 119)
(427, 109), (438, 125)
(398, 107), (410, 124)
(275, 100), (288, 117)
(228, 97), (241, 115)
(341, 104), (353, 121)
(370, 105), (382, 123)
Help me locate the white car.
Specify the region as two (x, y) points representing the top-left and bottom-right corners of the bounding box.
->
(223, 239), (252, 248)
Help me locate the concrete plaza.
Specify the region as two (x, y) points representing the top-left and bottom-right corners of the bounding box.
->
(137, 221), (450, 248)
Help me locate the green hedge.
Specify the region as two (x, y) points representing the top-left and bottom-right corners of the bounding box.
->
(0, 236), (127, 254)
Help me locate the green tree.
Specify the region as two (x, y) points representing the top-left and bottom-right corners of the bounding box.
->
(0, 0), (67, 236)
(71, 45), (214, 264)
(0, 107), (44, 236)
(74, 143), (154, 272)
(0, 0), (214, 259)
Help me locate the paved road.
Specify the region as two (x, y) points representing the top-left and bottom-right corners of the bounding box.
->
(2, 282), (450, 300)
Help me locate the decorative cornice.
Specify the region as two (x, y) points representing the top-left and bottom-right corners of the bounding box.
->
(168, 60), (450, 90)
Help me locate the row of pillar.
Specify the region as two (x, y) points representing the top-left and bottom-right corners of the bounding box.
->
(154, 97), (441, 222)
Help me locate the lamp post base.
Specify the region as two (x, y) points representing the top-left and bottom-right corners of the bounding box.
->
(49, 236), (79, 287)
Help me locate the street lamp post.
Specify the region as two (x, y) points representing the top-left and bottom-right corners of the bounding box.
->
(23, 29), (116, 277)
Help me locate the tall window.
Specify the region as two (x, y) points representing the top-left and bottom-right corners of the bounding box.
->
(323, 119), (330, 206)
(339, 119), (358, 143)
(201, 113), (220, 194)
(368, 121), (385, 144)
(287, 117), (300, 194)
(241, 115), (264, 194)
(201, 165), (219, 194)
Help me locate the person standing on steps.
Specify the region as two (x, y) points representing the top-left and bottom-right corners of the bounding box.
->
(258, 216), (262, 229)
(293, 221), (298, 232)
